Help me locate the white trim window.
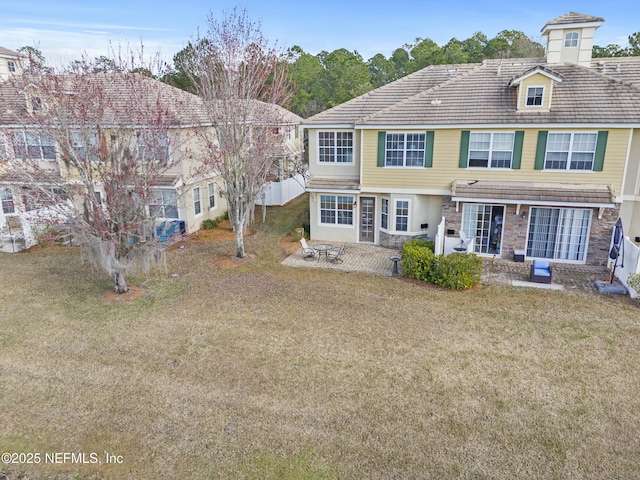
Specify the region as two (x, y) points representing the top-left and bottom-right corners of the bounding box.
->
(137, 130), (169, 163)
(320, 194), (353, 225)
(193, 187), (202, 216)
(526, 87), (544, 106)
(12, 131), (57, 160)
(468, 132), (515, 168)
(149, 190), (178, 219)
(7, 61), (16, 73)
(545, 132), (597, 171)
(526, 207), (591, 262)
(1, 187), (15, 214)
(71, 131), (100, 163)
(386, 133), (425, 167)
(380, 198), (389, 230)
(395, 200), (409, 232)
(318, 131), (353, 163)
(207, 182), (216, 209)
(565, 32), (579, 47)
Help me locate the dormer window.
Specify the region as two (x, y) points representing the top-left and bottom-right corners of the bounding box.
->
(564, 32), (579, 48)
(526, 87), (544, 106)
(31, 95), (42, 113)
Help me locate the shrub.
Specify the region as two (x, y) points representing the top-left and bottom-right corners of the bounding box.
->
(401, 239), (482, 290)
(291, 228), (305, 242)
(402, 239), (437, 283)
(432, 252), (483, 290)
(201, 218), (220, 230)
(628, 273), (640, 303)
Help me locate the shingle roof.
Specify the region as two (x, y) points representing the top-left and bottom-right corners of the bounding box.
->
(451, 180), (615, 205)
(0, 46), (19, 58)
(0, 73), (302, 127)
(542, 12), (605, 29)
(305, 57), (640, 127)
(306, 177), (360, 192)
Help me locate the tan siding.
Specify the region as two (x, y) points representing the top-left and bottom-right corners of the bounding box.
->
(307, 128), (360, 179)
(362, 128), (629, 194)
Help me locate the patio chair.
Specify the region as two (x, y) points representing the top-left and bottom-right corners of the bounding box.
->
(328, 243), (346, 263)
(300, 238), (316, 260)
(530, 259), (552, 284)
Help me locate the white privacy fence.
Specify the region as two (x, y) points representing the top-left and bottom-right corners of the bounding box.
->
(255, 174), (306, 206)
(608, 236), (640, 298)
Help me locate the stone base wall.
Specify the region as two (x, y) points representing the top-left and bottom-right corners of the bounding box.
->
(440, 196), (619, 266)
(379, 231), (431, 249)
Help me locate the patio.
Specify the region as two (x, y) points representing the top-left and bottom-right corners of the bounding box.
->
(282, 242), (613, 295)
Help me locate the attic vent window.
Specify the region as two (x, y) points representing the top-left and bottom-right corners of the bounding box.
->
(565, 32), (579, 48)
(526, 87), (544, 106)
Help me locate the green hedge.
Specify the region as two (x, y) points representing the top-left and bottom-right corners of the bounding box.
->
(401, 239), (482, 290)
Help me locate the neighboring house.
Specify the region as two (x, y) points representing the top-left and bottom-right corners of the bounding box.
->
(0, 72), (303, 248)
(304, 12), (640, 265)
(0, 46), (21, 82)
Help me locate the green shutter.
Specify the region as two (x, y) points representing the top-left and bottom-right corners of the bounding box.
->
(534, 130), (548, 170)
(459, 130), (470, 168)
(424, 130), (434, 167)
(377, 131), (386, 167)
(594, 131), (608, 171)
(512, 131), (524, 169)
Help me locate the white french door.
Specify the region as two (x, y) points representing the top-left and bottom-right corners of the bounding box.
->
(461, 204), (505, 255)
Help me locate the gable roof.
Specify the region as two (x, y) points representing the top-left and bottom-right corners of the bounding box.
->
(305, 57), (640, 127)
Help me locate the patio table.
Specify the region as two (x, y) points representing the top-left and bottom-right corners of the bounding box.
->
(313, 243), (333, 262)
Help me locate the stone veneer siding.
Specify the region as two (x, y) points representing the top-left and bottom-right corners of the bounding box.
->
(441, 196), (619, 266)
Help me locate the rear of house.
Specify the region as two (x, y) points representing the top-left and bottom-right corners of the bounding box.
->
(304, 12), (640, 265)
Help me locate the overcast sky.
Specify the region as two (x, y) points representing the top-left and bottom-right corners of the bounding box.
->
(1, 1), (639, 67)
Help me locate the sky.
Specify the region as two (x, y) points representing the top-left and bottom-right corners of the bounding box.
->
(1, 0), (639, 68)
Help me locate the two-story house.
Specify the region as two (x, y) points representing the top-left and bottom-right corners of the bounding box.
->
(0, 72), (303, 249)
(304, 12), (640, 265)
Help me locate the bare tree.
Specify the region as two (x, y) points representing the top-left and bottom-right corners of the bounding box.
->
(1, 54), (193, 293)
(179, 7), (294, 258)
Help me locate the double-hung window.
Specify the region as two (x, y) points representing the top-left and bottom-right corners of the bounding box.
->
(385, 133), (426, 167)
(319, 195), (353, 225)
(526, 87), (544, 106)
(7, 61), (16, 73)
(395, 200), (409, 232)
(207, 182), (216, 209)
(318, 131), (353, 163)
(149, 190), (178, 219)
(1, 187), (15, 214)
(137, 130), (170, 163)
(468, 132), (515, 168)
(545, 132), (597, 171)
(380, 198), (389, 230)
(12, 131), (57, 160)
(193, 187), (201, 216)
(71, 131), (100, 163)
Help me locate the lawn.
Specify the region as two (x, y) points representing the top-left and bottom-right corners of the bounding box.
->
(1, 195), (639, 479)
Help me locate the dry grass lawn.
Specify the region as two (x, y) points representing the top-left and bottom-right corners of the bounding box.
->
(1, 196), (639, 479)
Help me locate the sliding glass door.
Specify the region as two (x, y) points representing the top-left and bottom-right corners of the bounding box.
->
(526, 207), (591, 262)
